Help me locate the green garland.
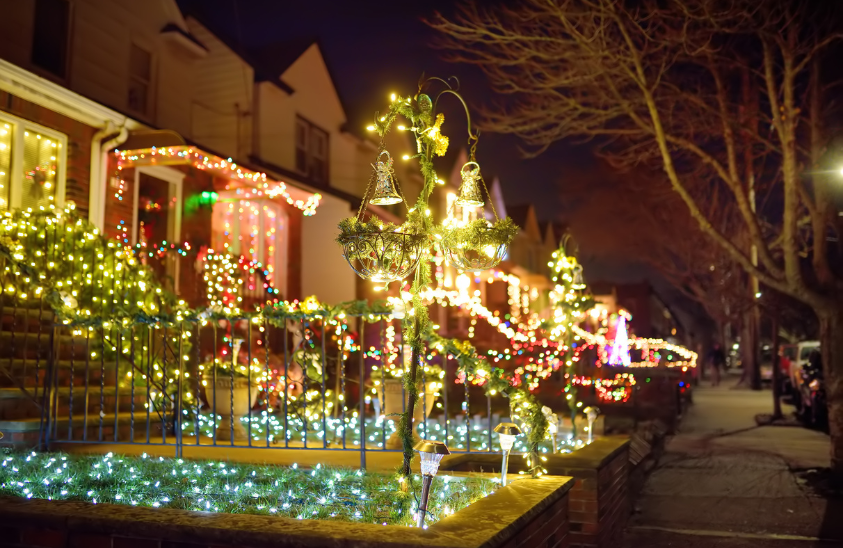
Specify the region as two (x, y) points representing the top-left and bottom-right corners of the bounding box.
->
(434, 217), (518, 252)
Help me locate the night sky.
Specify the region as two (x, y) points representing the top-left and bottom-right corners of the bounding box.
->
(179, 0), (674, 299)
(177, 0), (598, 224)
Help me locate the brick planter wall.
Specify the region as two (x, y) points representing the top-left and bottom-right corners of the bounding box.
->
(0, 474), (573, 548)
(441, 436), (630, 548)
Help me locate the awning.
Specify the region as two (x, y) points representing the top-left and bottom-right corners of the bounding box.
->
(114, 144), (321, 216)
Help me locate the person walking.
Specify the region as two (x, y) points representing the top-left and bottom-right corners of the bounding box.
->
(708, 344), (726, 387)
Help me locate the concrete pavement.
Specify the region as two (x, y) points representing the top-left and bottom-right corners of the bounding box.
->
(625, 378), (840, 547)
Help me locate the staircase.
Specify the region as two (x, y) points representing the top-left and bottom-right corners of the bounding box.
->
(0, 298), (148, 448)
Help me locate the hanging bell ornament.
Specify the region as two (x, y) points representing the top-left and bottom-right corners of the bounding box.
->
(369, 150), (403, 206)
(572, 263), (586, 290)
(456, 161), (484, 208)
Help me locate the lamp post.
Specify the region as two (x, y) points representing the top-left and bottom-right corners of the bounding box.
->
(494, 422), (521, 486)
(414, 439), (450, 528)
(337, 78), (518, 477)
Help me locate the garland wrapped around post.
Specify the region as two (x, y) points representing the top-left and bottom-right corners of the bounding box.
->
(545, 238), (593, 438)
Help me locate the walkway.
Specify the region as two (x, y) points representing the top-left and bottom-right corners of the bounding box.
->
(625, 379), (841, 547)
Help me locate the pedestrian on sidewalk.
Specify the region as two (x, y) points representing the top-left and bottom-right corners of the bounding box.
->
(708, 343), (726, 387)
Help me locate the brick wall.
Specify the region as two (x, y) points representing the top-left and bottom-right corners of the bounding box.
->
(0, 91), (97, 216)
(441, 436), (631, 548)
(502, 489), (570, 548)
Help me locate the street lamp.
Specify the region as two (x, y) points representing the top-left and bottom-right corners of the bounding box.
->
(414, 439), (450, 528)
(494, 422), (521, 486)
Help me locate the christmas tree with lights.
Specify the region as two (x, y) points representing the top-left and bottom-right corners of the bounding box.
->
(546, 239), (594, 437)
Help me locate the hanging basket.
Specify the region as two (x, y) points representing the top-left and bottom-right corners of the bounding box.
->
(439, 218), (517, 273)
(340, 228), (425, 283)
(445, 227), (507, 272)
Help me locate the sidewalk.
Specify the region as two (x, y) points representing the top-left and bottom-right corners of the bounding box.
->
(624, 379), (841, 547)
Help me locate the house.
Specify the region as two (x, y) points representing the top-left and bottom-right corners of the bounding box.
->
(0, 0), (372, 308)
(589, 281), (685, 343)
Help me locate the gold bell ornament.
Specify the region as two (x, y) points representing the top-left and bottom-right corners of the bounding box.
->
(456, 161), (484, 208)
(572, 263), (586, 290)
(369, 150), (403, 206)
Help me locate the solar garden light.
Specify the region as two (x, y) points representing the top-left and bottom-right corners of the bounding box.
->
(583, 406), (600, 444)
(414, 439), (450, 528)
(494, 422), (522, 487)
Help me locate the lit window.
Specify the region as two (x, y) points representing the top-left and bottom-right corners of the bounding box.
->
(295, 116), (329, 183)
(211, 196), (288, 296)
(0, 115), (65, 211)
(128, 43), (152, 115)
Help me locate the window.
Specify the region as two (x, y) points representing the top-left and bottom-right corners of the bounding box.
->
(295, 116), (329, 183)
(211, 196), (288, 296)
(0, 113), (66, 211)
(31, 0), (70, 79)
(128, 43), (152, 115)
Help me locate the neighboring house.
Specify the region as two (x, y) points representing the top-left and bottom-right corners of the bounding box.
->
(589, 281), (685, 343)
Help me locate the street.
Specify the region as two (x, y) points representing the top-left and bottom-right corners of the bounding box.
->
(625, 375), (842, 547)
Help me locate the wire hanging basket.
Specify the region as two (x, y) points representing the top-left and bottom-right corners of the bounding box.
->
(440, 160), (515, 272)
(445, 227), (509, 272)
(341, 230), (425, 283)
(338, 146), (424, 283)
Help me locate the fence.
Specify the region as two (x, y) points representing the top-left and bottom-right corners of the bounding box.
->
(0, 208), (569, 467)
(2, 307), (553, 468)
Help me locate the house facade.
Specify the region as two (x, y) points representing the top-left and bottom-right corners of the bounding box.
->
(0, 0), (365, 308)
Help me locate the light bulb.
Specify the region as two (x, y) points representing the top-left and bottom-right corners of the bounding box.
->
(498, 433), (516, 452)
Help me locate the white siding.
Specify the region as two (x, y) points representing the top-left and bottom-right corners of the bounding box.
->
(300, 193), (355, 304)
(186, 18), (253, 159)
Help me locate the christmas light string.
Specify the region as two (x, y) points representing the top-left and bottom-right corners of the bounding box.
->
(115, 147), (322, 216)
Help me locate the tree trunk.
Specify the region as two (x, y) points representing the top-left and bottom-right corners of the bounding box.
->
(819, 305), (843, 475)
(771, 311), (782, 420)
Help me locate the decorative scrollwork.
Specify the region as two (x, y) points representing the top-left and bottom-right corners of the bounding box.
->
(341, 230), (425, 283)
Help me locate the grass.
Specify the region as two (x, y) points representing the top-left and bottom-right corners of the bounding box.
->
(0, 451), (496, 527)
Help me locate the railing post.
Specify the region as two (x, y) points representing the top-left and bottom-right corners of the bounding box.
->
(359, 320), (366, 471)
(39, 325), (58, 451)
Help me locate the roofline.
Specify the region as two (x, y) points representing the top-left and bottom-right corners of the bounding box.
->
(183, 12), (295, 95)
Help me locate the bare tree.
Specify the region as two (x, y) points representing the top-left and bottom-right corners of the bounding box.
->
(430, 0), (843, 472)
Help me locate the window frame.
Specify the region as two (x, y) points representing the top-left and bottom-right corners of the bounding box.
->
(294, 115), (329, 183)
(0, 110), (67, 211)
(127, 42), (154, 116)
(30, 0), (72, 81)
(211, 193), (289, 297)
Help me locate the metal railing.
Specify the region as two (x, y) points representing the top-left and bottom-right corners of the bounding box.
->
(5, 311), (535, 468)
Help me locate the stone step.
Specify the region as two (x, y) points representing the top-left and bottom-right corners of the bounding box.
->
(0, 387), (146, 421)
(0, 412), (171, 447)
(0, 358), (123, 387)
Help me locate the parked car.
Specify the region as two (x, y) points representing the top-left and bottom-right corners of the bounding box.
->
(795, 349), (827, 429)
(789, 340), (820, 410)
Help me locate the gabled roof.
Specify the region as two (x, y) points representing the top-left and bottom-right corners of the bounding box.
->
(507, 204), (532, 228)
(247, 38), (317, 83)
(179, 4), (295, 94)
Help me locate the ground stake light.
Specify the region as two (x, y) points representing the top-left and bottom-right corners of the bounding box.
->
(414, 439), (450, 527)
(494, 422), (521, 486)
(583, 406), (600, 444)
